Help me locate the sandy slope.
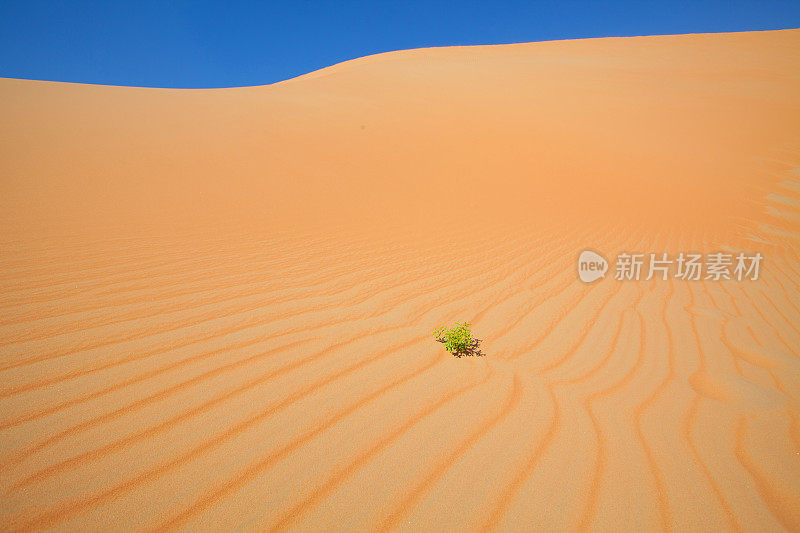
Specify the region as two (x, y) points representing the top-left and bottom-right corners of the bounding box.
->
(0, 29), (799, 531)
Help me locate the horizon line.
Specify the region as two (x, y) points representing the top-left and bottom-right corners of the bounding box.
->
(2, 27), (798, 91)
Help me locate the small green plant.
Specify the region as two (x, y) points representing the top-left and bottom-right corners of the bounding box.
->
(433, 322), (475, 357)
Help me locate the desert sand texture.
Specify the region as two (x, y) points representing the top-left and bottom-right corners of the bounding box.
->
(1, 29), (799, 531)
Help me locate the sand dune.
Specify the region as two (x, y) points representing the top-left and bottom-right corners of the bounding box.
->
(1, 29), (799, 531)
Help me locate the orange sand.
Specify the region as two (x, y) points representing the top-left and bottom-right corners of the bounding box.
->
(1, 29), (799, 531)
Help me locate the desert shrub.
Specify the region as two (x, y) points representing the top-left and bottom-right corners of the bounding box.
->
(433, 322), (475, 357)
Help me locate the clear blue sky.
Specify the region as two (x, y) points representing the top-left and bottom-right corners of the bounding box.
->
(1, 0), (798, 88)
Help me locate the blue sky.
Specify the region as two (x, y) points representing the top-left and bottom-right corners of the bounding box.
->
(1, 0), (798, 88)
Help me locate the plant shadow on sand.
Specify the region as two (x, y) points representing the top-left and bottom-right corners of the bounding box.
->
(437, 337), (486, 357)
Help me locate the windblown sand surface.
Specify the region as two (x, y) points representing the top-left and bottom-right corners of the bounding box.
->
(1, 29), (799, 531)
